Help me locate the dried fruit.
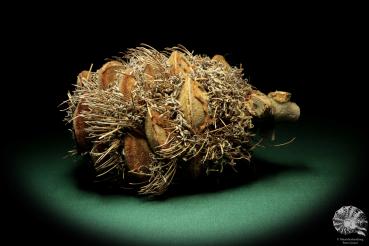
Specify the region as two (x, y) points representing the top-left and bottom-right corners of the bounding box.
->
(212, 54), (231, 70)
(63, 44), (300, 196)
(123, 133), (152, 179)
(178, 76), (209, 131)
(119, 74), (136, 102)
(73, 100), (89, 152)
(77, 70), (91, 87)
(145, 109), (170, 150)
(98, 61), (124, 89)
(167, 50), (193, 75)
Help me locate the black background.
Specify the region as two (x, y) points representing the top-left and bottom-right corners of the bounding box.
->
(2, 2), (367, 245)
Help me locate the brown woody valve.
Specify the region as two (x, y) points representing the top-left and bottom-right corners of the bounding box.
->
(63, 45), (300, 196)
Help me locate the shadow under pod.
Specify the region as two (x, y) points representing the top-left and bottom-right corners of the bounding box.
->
(160, 158), (311, 200)
(72, 156), (133, 197)
(72, 156), (311, 199)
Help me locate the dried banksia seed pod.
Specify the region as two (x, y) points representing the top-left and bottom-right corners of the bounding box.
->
(63, 44), (300, 196)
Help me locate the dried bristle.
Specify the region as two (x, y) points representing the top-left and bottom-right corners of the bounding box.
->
(90, 141), (122, 178)
(123, 134), (152, 178)
(98, 61), (124, 89)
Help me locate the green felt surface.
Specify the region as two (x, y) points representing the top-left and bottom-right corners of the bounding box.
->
(12, 120), (365, 245)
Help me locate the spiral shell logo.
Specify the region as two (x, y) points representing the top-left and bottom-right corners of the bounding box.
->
(333, 206), (368, 236)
